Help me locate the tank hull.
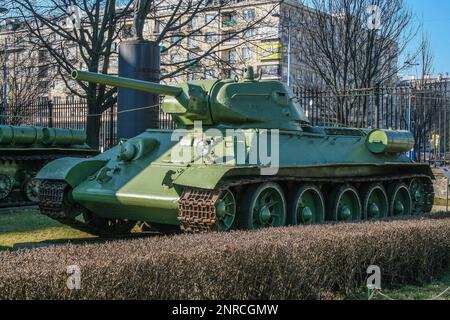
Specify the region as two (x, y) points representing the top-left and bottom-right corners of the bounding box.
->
(36, 128), (434, 234)
(0, 126), (97, 207)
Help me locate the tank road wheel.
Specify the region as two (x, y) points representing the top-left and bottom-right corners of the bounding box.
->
(409, 178), (429, 215)
(361, 184), (389, 220)
(22, 178), (41, 203)
(239, 182), (286, 230)
(288, 184), (325, 225)
(327, 185), (362, 222)
(0, 174), (14, 200)
(215, 188), (237, 232)
(388, 183), (412, 217)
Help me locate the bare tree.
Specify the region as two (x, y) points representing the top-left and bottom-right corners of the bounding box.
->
(13, 0), (278, 147)
(143, 0), (279, 81)
(412, 34), (434, 162)
(0, 34), (56, 125)
(14, 0), (134, 148)
(292, 0), (416, 125)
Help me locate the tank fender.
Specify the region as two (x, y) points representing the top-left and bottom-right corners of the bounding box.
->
(36, 157), (108, 188)
(173, 166), (234, 190)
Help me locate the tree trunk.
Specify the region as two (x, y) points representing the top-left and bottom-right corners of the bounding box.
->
(86, 99), (102, 149)
(86, 114), (101, 149)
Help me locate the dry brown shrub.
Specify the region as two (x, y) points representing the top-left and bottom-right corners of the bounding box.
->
(0, 215), (449, 300)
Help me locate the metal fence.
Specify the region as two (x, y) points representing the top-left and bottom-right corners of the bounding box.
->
(297, 80), (450, 164)
(1, 80), (449, 163)
(1, 97), (176, 151)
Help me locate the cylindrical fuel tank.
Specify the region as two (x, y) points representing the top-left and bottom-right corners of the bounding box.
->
(0, 125), (44, 145)
(366, 129), (414, 154)
(42, 128), (87, 146)
(118, 40), (161, 139)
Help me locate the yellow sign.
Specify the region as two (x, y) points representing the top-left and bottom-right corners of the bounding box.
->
(432, 133), (440, 148)
(257, 42), (283, 61)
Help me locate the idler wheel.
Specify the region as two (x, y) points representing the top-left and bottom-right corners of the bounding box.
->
(238, 182), (286, 230)
(288, 184), (325, 225)
(327, 185), (362, 222)
(388, 183), (412, 217)
(22, 178), (41, 203)
(409, 178), (427, 215)
(0, 174), (14, 200)
(361, 183), (389, 220)
(215, 188), (237, 232)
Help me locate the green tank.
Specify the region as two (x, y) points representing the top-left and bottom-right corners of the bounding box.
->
(36, 67), (434, 235)
(0, 125), (97, 207)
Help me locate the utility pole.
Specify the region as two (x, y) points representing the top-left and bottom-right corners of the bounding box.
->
(272, 10), (292, 87)
(405, 60), (419, 161)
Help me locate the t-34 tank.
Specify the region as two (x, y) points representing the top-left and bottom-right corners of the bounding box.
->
(36, 67), (434, 235)
(0, 126), (97, 207)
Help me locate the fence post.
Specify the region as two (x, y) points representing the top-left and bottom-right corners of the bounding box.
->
(109, 105), (114, 149)
(48, 99), (53, 128)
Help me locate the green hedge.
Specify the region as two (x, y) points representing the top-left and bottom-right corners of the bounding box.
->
(0, 215), (449, 299)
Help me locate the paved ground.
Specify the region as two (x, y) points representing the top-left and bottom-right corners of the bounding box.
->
(433, 205), (450, 212)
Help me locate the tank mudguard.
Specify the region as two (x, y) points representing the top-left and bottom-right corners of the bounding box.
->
(173, 166), (235, 190)
(36, 157), (108, 188)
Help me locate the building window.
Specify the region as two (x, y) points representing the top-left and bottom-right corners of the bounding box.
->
(205, 14), (215, 24)
(224, 31), (237, 44)
(38, 66), (49, 79)
(191, 16), (199, 29)
(187, 72), (197, 81)
(111, 42), (118, 53)
(121, 24), (133, 38)
(171, 36), (181, 45)
(188, 52), (198, 62)
(205, 32), (218, 43)
(222, 12), (237, 27)
(154, 20), (162, 33)
(257, 65), (281, 79)
(171, 54), (182, 63)
(243, 8), (256, 21)
(226, 69), (237, 79)
(38, 50), (49, 62)
(187, 36), (199, 48)
(205, 69), (218, 79)
(228, 50), (237, 63)
(243, 28), (256, 39)
(67, 47), (77, 59)
(242, 47), (253, 61)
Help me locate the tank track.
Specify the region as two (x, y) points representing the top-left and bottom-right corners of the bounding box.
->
(38, 180), (102, 235)
(0, 153), (93, 208)
(178, 174), (434, 233)
(39, 180), (136, 236)
(38, 174), (434, 235)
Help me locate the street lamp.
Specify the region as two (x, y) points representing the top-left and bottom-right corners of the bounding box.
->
(404, 60), (419, 161)
(272, 11), (292, 87)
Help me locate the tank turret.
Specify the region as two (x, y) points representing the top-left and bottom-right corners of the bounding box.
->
(71, 67), (309, 130)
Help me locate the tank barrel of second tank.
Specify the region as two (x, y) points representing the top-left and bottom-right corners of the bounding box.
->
(71, 70), (183, 98)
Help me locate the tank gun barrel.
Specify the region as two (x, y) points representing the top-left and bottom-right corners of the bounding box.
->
(71, 70), (188, 104)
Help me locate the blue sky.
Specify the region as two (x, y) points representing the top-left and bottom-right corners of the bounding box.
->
(406, 0), (450, 76)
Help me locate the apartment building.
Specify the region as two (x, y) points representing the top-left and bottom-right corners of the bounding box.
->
(0, 0), (398, 102)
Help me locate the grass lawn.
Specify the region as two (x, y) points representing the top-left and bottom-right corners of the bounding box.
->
(0, 207), (96, 250)
(349, 271), (450, 300)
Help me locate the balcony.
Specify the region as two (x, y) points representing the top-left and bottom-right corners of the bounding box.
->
(222, 20), (238, 28)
